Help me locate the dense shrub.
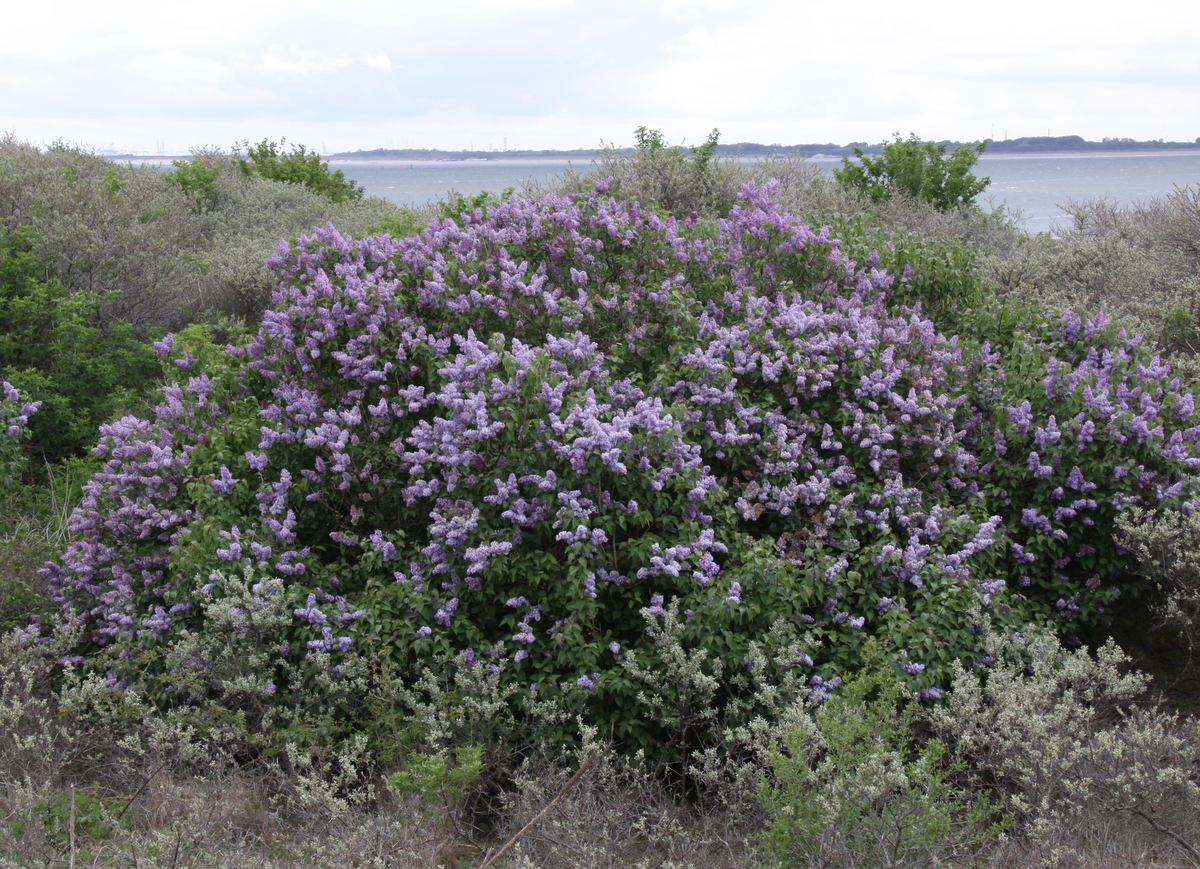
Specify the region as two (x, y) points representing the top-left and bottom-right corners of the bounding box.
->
(538, 126), (823, 223)
(0, 136), (207, 329)
(757, 643), (1004, 868)
(1115, 504), (1200, 647)
(598, 126), (729, 218)
(232, 139), (365, 204)
(0, 224), (159, 462)
(928, 625), (1200, 868)
(834, 133), (991, 212)
(978, 186), (1200, 374)
(0, 135), (401, 329)
(39, 180), (1200, 753)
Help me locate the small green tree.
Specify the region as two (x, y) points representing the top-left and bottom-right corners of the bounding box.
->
(166, 152), (223, 214)
(233, 138), (365, 204)
(600, 126), (729, 218)
(834, 133), (990, 211)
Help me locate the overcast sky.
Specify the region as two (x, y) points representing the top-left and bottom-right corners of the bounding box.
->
(3, 0), (1198, 154)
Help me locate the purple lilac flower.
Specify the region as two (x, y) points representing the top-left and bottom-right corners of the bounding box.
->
(807, 674), (842, 704)
(435, 598), (458, 626)
(642, 594), (666, 618)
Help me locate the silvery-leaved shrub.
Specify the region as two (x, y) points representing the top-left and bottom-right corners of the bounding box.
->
(38, 179), (1200, 752)
(926, 625), (1200, 868)
(979, 185), (1200, 384)
(1116, 504), (1200, 645)
(0, 135), (400, 331)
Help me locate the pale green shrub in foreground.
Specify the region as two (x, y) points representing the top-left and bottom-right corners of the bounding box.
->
(756, 643), (1005, 869)
(928, 625), (1200, 868)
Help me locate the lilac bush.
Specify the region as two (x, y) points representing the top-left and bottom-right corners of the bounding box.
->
(39, 180), (1200, 747)
(963, 305), (1200, 627)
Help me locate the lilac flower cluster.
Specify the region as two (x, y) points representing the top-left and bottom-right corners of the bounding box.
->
(968, 308), (1200, 625)
(0, 381), (40, 495)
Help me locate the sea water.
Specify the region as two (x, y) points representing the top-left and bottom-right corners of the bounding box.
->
(329, 153), (1200, 235)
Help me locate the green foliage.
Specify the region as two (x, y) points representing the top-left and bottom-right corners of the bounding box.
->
(835, 219), (989, 335)
(835, 133), (991, 211)
(592, 126), (735, 218)
(28, 787), (122, 847)
(0, 456), (93, 630)
(365, 208), (429, 239)
(0, 225), (159, 463)
(386, 744), (484, 810)
(437, 187), (516, 224)
(630, 125), (722, 214)
(758, 643), (1005, 868)
(635, 125), (720, 172)
(889, 238), (986, 333)
(167, 154), (223, 214)
(234, 139), (365, 204)
(1162, 304), (1200, 357)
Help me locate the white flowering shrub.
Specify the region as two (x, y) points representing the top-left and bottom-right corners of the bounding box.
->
(1116, 504), (1200, 646)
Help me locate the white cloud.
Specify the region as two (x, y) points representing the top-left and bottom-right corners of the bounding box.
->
(362, 51), (392, 72)
(259, 46), (392, 77)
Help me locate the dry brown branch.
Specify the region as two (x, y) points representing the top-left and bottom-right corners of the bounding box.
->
(477, 752), (596, 869)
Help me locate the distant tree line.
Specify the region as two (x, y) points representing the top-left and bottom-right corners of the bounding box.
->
(329, 134), (1200, 162)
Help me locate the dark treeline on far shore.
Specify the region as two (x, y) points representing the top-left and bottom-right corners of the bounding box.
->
(328, 134), (1200, 161)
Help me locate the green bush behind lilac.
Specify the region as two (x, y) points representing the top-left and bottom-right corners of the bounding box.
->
(37, 176), (1200, 754)
(232, 138), (365, 204)
(834, 133), (991, 212)
(0, 224), (158, 463)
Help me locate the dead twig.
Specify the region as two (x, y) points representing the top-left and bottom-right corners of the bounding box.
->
(477, 753), (596, 869)
(1119, 805), (1200, 868)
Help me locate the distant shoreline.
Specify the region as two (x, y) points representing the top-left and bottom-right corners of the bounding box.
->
(108, 137), (1200, 164)
(977, 149), (1200, 160)
(324, 150), (1200, 165)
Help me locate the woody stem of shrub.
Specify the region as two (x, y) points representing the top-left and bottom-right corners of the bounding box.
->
(478, 752), (596, 869)
(1118, 805), (1200, 868)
